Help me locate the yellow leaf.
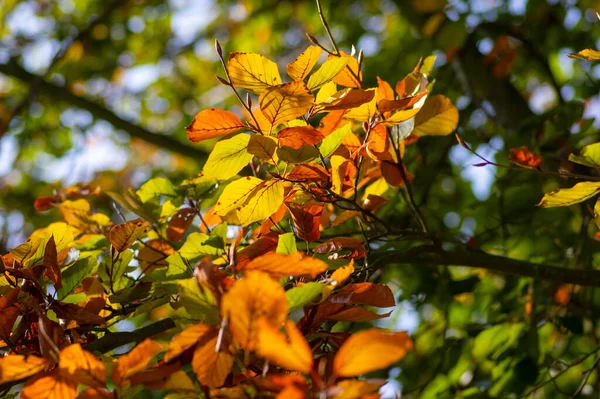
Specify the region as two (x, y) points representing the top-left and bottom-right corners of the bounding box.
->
(108, 218), (151, 252)
(413, 95), (458, 136)
(322, 261), (355, 300)
(538, 181), (600, 208)
(21, 370), (77, 399)
(59, 344), (106, 388)
(568, 49), (600, 61)
(307, 57), (351, 90)
(315, 81), (338, 103)
(333, 329), (413, 377)
(236, 180), (285, 226)
(244, 252), (328, 279)
(331, 379), (382, 399)
(112, 338), (163, 387)
(287, 45), (322, 81)
(192, 331), (234, 388)
(164, 323), (216, 362)
(0, 354), (49, 384)
(221, 271), (288, 350)
(214, 177), (263, 217)
(330, 52), (362, 88)
(227, 52), (282, 94)
(186, 108), (245, 142)
(257, 319), (313, 373)
(202, 134), (253, 180)
(259, 81), (314, 129)
(248, 135), (279, 163)
(344, 89), (377, 122)
(380, 108), (422, 126)
(330, 155), (353, 195)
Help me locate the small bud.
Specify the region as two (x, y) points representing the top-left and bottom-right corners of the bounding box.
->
(246, 92), (252, 108)
(306, 33), (319, 46)
(357, 49), (364, 66)
(455, 133), (472, 151)
(216, 75), (229, 85)
(215, 39), (223, 58)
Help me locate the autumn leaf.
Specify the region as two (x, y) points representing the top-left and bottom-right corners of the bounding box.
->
(277, 126), (324, 149)
(164, 323), (216, 362)
(244, 251), (328, 279)
(35, 196), (58, 212)
(259, 81), (314, 129)
(286, 164), (329, 183)
(248, 135), (279, 163)
(318, 110), (346, 135)
(192, 330), (234, 388)
(257, 319), (313, 373)
(332, 329), (413, 377)
(344, 89), (377, 122)
(332, 283), (396, 307)
(314, 303), (392, 322)
(381, 161), (415, 187)
(112, 338), (163, 387)
(186, 108), (245, 142)
(568, 49), (600, 61)
(329, 52), (362, 88)
(59, 344), (106, 388)
(0, 354), (49, 384)
(227, 52), (282, 93)
(569, 142), (600, 168)
(166, 208), (197, 242)
(538, 181), (600, 208)
(108, 218), (151, 252)
(314, 237), (366, 258)
(322, 261), (355, 300)
(288, 203), (323, 242)
(202, 133), (253, 180)
(307, 57), (351, 90)
(329, 379), (382, 399)
(412, 95), (459, 136)
(287, 45), (322, 81)
(508, 146), (542, 168)
(21, 370), (78, 399)
(44, 235), (62, 289)
(221, 271), (288, 350)
(317, 89), (375, 112)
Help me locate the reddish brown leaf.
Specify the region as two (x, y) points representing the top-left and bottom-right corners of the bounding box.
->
(314, 303), (392, 322)
(277, 126), (324, 150)
(286, 164), (329, 183)
(138, 239), (173, 271)
(332, 283), (396, 307)
(38, 314), (65, 363)
(108, 218), (151, 252)
(381, 161), (414, 187)
(0, 287), (20, 311)
(34, 196), (59, 212)
(313, 237), (366, 259)
(44, 236), (62, 289)
(52, 302), (105, 325)
(361, 194), (387, 212)
(378, 91), (428, 113)
(509, 146), (542, 168)
(288, 203), (323, 243)
(235, 233), (279, 270)
(167, 208), (197, 242)
(322, 89), (374, 111)
(0, 306), (20, 341)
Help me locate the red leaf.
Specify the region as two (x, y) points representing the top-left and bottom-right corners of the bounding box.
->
(277, 126), (324, 149)
(313, 237), (366, 259)
(332, 283), (396, 307)
(44, 236), (62, 289)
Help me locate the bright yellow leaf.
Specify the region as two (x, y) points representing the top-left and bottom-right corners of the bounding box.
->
(569, 49), (600, 61)
(287, 45), (322, 81)
(256, 319), (313, 373)
(0, 355), (49, 384)
(221, 271), (288, 350)
(237, 180), (285, 226)
(538, 181), (600, 208)
(259, 81), (314, 129)
(380, 108), (422, 126)
(413, 95), (458, 136)
(344, 89), (377, 122)
(244, 252), (328, 279)
(315, 81), (338, 103)
(307, 57), (351, 90)
(333, 329), (413, 377)
(186, 108), (245, 142)
(202, 134), (253, 180)
(248, 134), (279, 163)
(227, 52), (282, 93)
(214, 177), (263, 217)
(322, 260), (355, 300)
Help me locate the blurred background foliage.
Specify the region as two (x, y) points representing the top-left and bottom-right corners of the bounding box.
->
(1, 0), (600, 397)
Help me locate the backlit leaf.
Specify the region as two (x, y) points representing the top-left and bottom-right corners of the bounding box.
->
(413, 95), (458, 136)
(248, 135), (279, 163)
(244, 252), (328, 279)
(538, 182), (600, 208)
(287, 164), (329, 183)
(112, 338), (163, 387)
(317, 89), (375, 113)
(276, 232), (297, 254)
(227, 52), (282, 93)
(332, 283), (395, 307)
(136, 177), (177, 203)
(509, 146), (542, 168)
(108, 218), (151, 252)
(21, 370), (77, 399)
(286, 282), (325, 311)
(332, 329), (413, 377)
(179, 232), (222, 261)
(344, 89), (377, 122)
(569, 142), (600, 168)
(307, 57), (351, 90)
(164, 323), (215, 362)
(214, 176), (263, 217)
(202, 134), (253, 180)
(320, 123), (352, 158)
(330, 379), (382, 399)
(380, 108), (421, 126)
(186, 108), (245, 142)
(0, 354), (49, 384)
(259, 81), (314, 129)
(236, 180), (285, 226)
(44, 235), (61, 289)
(289, 203), (323, 242)
(192, 330), (234, 388)
(221, 271), (288, 350)
(59, 344), (106, 388)
(568, 49), (600, 61)
(167, 208), (197, 242)
(287, 45), (322, 81)
(277, 126), (324, 149)
(329, 53), (362, 88)
(177, 277), (219, 323)
(257, 319), (313, 373)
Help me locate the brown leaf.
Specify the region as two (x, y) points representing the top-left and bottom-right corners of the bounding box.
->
(313, 237), (366, 259)
(167, 208), (197, 242)
(332, 283), (396, 307)
(0, 306), (19, 341)
(277, 126), (324, 150)
(286, 164), (329, 183)
(108, 218), (151, 252)
(52, 302), (105, 325)
(0, 286), (20, 311)
(34, 196), (59, 212)
(44, 236), (62, 289)
(288, 203), (323, 242)
(38, 314), (65, 363)
(235, 233), (279, 270)
(315, 303), (392, 322)
(381, 161), (414, 187)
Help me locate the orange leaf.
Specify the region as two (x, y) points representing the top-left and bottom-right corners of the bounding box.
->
(329, 53), (362, 88)
(138, 239), (173, 271)
(221, 271), (288, 350)
(315, 303), (392, 322)
(318, 110), (346, 135)
(287, 45), (322, 81)
(376, 77), (394, 102)
(313, 237), (366, 259)
(235, 233), (279, 270)
(286, 164), (329, 183)
(277, 126), (324, 149)
(164, 323), (216, 362)
(333, 283), (395, 307)
(257, 319), (313, 373)
(244, 252), (328, 279)
(366, 124), (389, 155)
(21, 370), (78, 399)
(333, 329), (413, 377)
(192, 330), (234, 388)
(508, 146), (542, 168)
(59, 344), (106, 388)
(319, 89), (374, 112)
(259, 81), (314, 129)
(0, 354), (49, 384)
(167, 208), (197, 242)
(381, 161), (414, 187)
(186, 108), (245, 142)
(108, 218), (151, 252)
(378, 91), (428, 113)
(288, 203), (323, 243)
(112, 338), (163, 387)
(34, 196), (59, 212)
(329, 379), (382, 399)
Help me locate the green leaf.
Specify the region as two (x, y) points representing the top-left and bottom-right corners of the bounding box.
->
(568, 142), (600, 168)
(109, 283), (153, 304)
(176, 278), (219, 324)
(202, 134), (253, 180)
(276, 232), (297, 254)
(98, 250), (134, 291)
(56, 256), (97, 300)
(286, 282), (325, 311)
(107, 189), (158, 224)
(136, 177), (177, 203)
(538, 181), (600, 208)
(307, 57), (350, 90)
(165, 252), (193, 280)
(472, 323), (525, 360)
(319, 123), (352, 158)
(179, 232), (222, 261)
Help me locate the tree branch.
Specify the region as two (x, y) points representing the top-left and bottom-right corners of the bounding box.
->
(374, 245), (600, 287)
(0, 58), (208, 161)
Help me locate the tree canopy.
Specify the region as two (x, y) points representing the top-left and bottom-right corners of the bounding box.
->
(1, 0), (600, 398)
